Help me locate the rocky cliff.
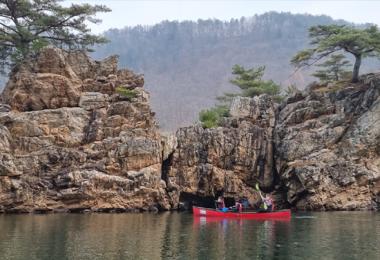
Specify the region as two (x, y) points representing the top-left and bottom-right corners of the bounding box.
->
(0, 47), (379, 213)
(168, 75), (380, 211)
(276, 76), (380, 210)
(165, 95), (277, 209)
(0, 47), (170, 213)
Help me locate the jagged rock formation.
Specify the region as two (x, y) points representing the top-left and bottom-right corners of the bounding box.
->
(166, 95), (278, 208)
(276, 75), (380, 210)
(0, 47), (170, 213)
(168, 75), (380, 211)
(0, 47), (379, 213)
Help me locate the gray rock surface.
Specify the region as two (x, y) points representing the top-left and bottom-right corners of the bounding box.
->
(0, 104), (10, 113)
(276, 74), (380, 210)
(79, 92), (109, 110)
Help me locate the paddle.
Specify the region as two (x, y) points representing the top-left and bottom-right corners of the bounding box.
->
(255, 183), (268, 210)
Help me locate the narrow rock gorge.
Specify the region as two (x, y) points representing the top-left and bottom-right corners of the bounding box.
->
(165, 95), (278, 209)
(0, 47), (379, 212)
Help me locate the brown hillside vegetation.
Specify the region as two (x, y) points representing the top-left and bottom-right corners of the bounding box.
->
(94, 12), (380, 130)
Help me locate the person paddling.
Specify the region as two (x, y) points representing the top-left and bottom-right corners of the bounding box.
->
(255, 184), (275, 212)
(216, 196), (226, 210)
(263, 194), (274, 212)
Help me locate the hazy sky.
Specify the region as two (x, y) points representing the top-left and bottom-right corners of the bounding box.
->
(64, 0), (380, 33)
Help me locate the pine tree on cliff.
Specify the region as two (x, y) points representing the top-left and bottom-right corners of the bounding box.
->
(291, 24), (380, 83)
(199, 65), (281, 128)
(312, 54), (352, 83)
(229, 65), (281, 98)
(0, 0), (110, 73)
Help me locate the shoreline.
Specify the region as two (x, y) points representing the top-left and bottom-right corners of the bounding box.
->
(0, 207), (377, 215)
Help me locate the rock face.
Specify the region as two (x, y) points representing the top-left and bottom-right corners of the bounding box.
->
(166, 95), (278, 208)
(168, 75), (380, 211)
(1, 48), (143, 112)
(276, 75), (380, 210)
(0, 47), (168, 213)
(0, 46), (379, 213)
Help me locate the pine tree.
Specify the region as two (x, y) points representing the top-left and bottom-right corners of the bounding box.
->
(312, 54), (351, 82)
(230, 65), (281, 97)
(199, 65), (282, 128)
(0, 0), (111, 73)
(292, 24), (380, 83)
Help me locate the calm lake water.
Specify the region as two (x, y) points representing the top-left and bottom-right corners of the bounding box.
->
(0, 212), (379, 260)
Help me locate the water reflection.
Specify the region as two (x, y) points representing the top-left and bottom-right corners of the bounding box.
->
(0, 212), (379, 260)
(191, 217), (292, 259)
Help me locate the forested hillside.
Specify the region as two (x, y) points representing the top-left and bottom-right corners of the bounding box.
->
(1, 12), (378, 129)
(94, 12), (356, 130)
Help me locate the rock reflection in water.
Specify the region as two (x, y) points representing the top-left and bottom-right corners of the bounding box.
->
(0, 212), (379, 260)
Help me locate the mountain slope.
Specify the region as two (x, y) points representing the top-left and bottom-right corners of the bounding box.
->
(1, 12), (378, 130)
(94, 13), (352, 130)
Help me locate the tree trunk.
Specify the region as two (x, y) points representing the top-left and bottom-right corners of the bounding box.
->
(352, 54), (361, 83)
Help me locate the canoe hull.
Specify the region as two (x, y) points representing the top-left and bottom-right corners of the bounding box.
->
(192, 206), (291, 219)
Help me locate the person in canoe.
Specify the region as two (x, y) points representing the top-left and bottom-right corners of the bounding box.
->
(229, 198), (249, 212)
(255, 184), (275, 212)
(233, 200), (243, 213)
(216, 196), (225, 208)
(262, 194), (275, 212)
(216, 196), (229, 212)
(241, 197), (250, 209)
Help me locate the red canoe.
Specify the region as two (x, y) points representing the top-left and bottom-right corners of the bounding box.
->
(192, 206), (291, 219)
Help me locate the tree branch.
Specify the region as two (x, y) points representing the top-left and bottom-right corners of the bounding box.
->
(34, 14), (79, 36)
(289, 49), (337, 78)
(364, 48), (375, 53)
(0, 21), (18, 33)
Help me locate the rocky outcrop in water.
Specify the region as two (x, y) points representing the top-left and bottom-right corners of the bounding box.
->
(166, 95), (278, 208)
(0, 47), (379, 213)
(0, 47), (169, 213)
(169, 75), (380, 210)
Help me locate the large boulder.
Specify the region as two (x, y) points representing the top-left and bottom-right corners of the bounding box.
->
(79, 92), (109, 111)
